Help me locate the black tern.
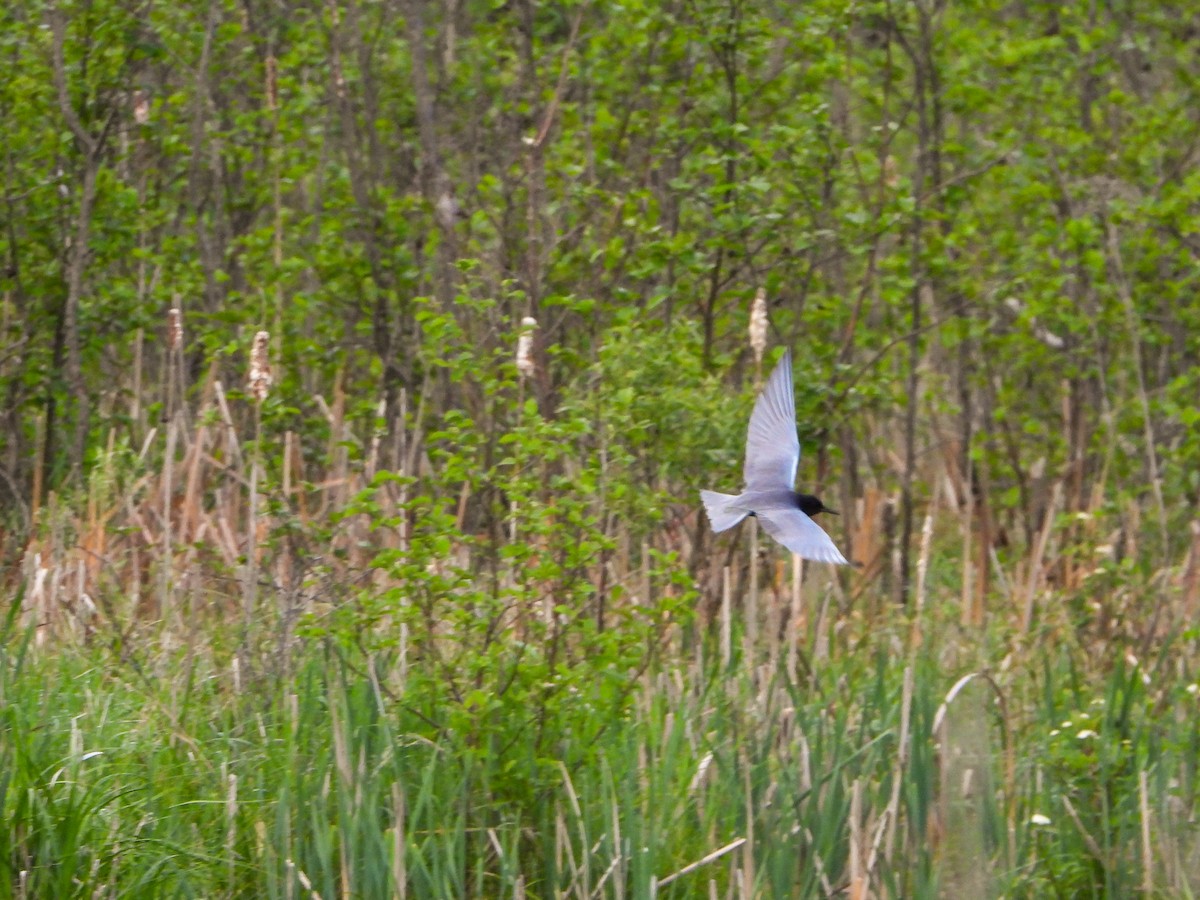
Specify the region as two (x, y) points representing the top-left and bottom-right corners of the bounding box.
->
(701, 350), (848, 565)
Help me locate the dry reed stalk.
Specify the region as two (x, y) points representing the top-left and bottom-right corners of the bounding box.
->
(511, 317), (537, 542)
(786, 555), (803, 683)
(24, 551), (47, 644)
(179, 419), (209, 548)
(1061, 795), (1108, 870)
(745, 517), (759, 663)
(881, 665), (914, 866)
(851, 488), (883, 586)
(795, 828), (835, 896)
(915, 499), (936, 612)
(30, 412), (45, 523)
(212, 381), (245, 470)
(213, 488), (242, 568)
(166, 308), (183, 430)
(390, 781), (406, 899)
(161, 407), (177, 624)
(555, 801), (583, 890)
(1059, 378), (1082, 590)
(639, 539), (651, 608)
(129, 542), (141, 620)
(657, 838), (746, 889)
(720, 566), (732, 668)
(403, 376), (429, 480)
(914, 490), (938, 647)
(70, 556), (87, 642)
(131, 326), (144, 438)
(329, 697), (355, 899)
(364, 399), (385, 481)
(848, 778), (866, 900)
(243, 331), (272, 657)
(123, 489), (157, 547)
(281, 430), (294, 498)
(225, 768), (238, 887)
(49, 497), (64, 637)
(454, 480), (470, 531)
(765, 559), (782, 673)
(933, 674), (993, 898)
(397, 387), (409, 550)
(81, 438), (111, 589)
(287, 859), (324, 900)
(329, 373), (348, 514)
(748, 289), (768, 371)
(1105, 222), (1168, 551)
(812, 587), (831, 666)
(557, 761), (591, 894)
(972, 455), (995, 626)
(1021, 480), (1062, 634)
(740, 750), (755, 899)
(959, 473), (974, 630)
(1181, 520), (1200, 621)
(1140, 769), (1153, 893)
(592, 853), (622, 899)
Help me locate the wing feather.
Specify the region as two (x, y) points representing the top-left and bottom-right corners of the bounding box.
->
(743, 350), (800, 490)
(756, 507), (848, 565)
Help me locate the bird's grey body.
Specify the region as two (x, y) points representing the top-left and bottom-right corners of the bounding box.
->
(701, 350), (848, 565)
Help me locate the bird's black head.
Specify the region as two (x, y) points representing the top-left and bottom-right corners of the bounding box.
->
(795, 493), (837, 517)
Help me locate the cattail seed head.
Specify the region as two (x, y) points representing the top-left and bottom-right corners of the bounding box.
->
(749, 288), (768, 366)
(883, 154), (899, 189)
(516, 317), (537, 380)
(132, 89), (150, 125)
(166, 307), (183, 351)
(248, 331), (273, 402)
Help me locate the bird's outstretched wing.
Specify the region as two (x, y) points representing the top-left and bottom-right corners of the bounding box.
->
(756, 507), (848, 565)
(743, 350), (800, 491)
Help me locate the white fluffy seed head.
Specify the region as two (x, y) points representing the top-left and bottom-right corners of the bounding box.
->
(167, 307), (183, 351)
(749, 288), (768, 365)
(132, 90), (150, 125)
(248, 331), (273, 402)
(516, 316), (537, 380)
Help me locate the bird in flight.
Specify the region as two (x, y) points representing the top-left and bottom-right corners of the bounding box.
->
(701, 350), (848, 565)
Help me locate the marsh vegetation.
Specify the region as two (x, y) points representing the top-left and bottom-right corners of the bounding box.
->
(2, 0), (1200, 895)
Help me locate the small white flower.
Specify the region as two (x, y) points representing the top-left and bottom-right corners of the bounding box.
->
(1030, 813), (1052, 827)
(1061, 720), (1073, 729)
(1187, 684), (1199, 696)
(1077, 729), (1099, 740)
(1049, 729), (1060, 737)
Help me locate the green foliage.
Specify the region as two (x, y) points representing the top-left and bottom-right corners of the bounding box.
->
(3, 0), (1200, 895)
(292, 301), (695, 808)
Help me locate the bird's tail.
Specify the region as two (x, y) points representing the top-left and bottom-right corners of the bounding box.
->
(700, 490), (750, 533)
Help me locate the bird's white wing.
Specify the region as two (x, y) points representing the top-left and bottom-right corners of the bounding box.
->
(756, 508), (848, 565)
(743, 349), (800, 491)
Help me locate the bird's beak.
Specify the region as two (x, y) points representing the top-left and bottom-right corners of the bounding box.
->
(824, 507), (839, 516)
